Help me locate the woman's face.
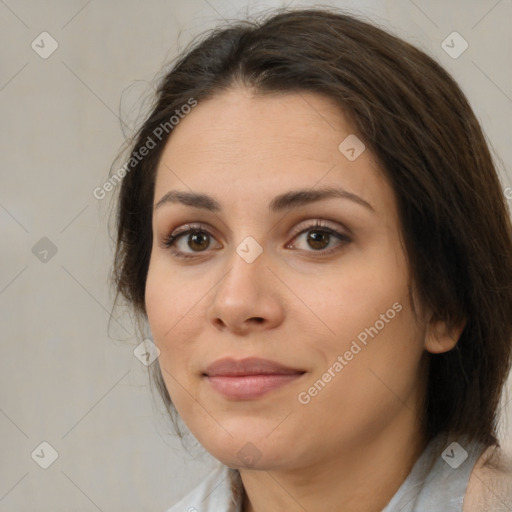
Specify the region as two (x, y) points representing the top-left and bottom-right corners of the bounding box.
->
(145, 88), (437, 471)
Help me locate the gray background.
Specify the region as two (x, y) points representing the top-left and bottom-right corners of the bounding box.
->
(1, 0), (511, 510)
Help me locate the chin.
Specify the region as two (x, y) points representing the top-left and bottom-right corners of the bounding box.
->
(190, 425), (297, 471)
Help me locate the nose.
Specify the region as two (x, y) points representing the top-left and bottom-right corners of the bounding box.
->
(206, 247), (285, 336)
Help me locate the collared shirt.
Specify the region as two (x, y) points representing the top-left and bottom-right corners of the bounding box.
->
(165, 432), (488, 512)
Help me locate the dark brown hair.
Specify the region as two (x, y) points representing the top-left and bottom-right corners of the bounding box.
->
(110, 7), (512, 447)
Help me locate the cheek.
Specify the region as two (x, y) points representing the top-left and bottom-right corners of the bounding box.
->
(145, 252), (199, 336)
(294, 241), (422, 397)
(291, 245), (409, 348)
(144, 254), (216, 407)
(145, 262), (172, 344)
(145, 267), (195, 412)
(296, 299), (424, 446)
(145, 257), (195, 365)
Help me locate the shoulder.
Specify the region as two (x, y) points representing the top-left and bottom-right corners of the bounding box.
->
(463, 443), (512, 512)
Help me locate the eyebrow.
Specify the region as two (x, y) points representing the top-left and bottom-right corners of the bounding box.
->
(154, 186), (374, 213)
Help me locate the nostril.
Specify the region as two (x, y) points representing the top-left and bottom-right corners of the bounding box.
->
(213, 318), (226, 328)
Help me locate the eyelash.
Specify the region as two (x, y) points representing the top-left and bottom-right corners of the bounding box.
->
(160, 220), (351, 260)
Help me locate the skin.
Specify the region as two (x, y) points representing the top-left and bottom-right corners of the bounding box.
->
(145, 88), (464, 512)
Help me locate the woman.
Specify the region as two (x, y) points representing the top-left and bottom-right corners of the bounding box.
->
(111, 8), (512, 511)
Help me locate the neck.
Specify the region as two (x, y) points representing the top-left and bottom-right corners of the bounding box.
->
(240, 414), (428, 512)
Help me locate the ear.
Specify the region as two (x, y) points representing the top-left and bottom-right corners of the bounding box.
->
(424, 316), (466, 354)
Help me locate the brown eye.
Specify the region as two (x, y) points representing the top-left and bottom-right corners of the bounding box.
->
(289, 222), (350, 255)
(187, 231), (210, 251)
(161, 225), (221, 259)
(306, 230), (331, 250)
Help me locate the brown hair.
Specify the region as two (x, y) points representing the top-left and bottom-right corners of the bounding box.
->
(110, 7), (512, 447)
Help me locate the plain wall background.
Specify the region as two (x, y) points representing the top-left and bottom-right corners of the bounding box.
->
(1, 0), (511, 510)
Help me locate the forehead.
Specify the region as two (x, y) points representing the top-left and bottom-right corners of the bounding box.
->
(153, 88), (391, 213)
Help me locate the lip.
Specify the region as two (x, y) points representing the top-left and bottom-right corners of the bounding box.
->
(204, 357), (305, 400)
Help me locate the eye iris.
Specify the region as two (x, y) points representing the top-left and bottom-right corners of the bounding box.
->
(307, 230), (330, 250)
(188, 231), (209, 251)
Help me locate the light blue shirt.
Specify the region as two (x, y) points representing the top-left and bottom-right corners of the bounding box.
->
(166, 432), (487, 512)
